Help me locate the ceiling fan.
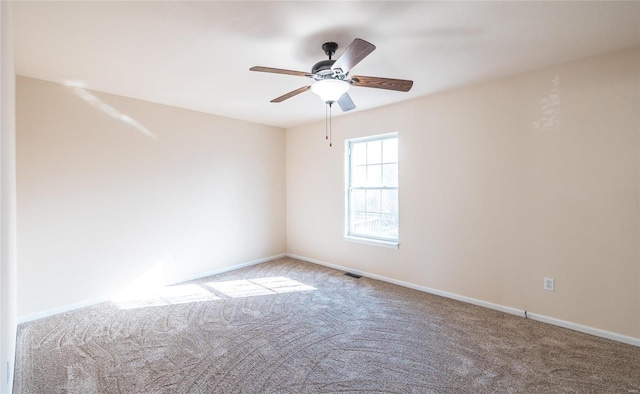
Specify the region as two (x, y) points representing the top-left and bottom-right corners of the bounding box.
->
(250, 38), (414, 112)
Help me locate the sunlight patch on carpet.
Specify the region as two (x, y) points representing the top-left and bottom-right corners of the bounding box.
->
(113, 284), (221, 309)
(205, 276), (316, 298)
(112, 276), (316, 309)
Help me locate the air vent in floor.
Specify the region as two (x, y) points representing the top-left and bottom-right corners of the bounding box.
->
(344, 272), (362, 279)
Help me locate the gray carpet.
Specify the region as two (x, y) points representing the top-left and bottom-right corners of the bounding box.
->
(14, 257), (640, 393)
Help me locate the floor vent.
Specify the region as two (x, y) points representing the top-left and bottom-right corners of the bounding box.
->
(344, 272), (362, 279)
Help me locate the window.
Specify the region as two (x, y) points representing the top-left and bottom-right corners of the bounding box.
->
(345, 133), (399, 248)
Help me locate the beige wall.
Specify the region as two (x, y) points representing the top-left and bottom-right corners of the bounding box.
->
(15, 47), (640, 342)
(1, 1), (18, 392)
(287, 47), (640, 339)
(16, 77), (286, 317)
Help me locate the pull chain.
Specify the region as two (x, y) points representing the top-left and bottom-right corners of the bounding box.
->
(323, 102), (334, 147)
(329, 102), (333, 147)
(325, 103), (329, 141)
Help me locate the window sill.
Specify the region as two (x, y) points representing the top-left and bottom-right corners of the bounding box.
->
(344, 236), (399, 249)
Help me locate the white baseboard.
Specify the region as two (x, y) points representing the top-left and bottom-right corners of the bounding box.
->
(17, 253), (287, 324)
(17, 296), (110, 325)
(168, 253), (287, 285)
(286, 253), (640, 348)
(17, 252), (640, 348)
(525, 312), (640, 347)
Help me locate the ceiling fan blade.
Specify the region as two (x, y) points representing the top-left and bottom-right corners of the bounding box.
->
(337, 92), (356, 112)
(331, 38), (376, 74)
(350, 75), (414, 92)
(271, 85), (311, 103)
(250, 66), (312, 78)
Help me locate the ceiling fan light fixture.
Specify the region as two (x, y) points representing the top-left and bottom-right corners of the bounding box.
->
(311, 79), (350, 104)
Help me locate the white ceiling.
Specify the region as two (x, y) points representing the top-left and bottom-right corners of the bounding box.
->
(11, 1), (640, 129)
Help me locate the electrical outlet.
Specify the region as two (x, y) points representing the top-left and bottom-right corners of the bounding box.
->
(312, 237), (317, 245)
(172, 252), (179, 262)
(544, 277), (555, 291)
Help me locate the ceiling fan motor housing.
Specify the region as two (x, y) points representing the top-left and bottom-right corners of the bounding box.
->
(312, 42), (346, 78)
(311, 59), (336, 75)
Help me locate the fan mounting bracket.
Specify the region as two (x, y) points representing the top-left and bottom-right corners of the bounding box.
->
(322, 42), (339, 59)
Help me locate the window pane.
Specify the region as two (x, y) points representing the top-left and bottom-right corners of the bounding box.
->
(381, 189), (398, 215)
(367, 164), (382, 187)
(352, 142), (367, 165)
(380, 214), (399, 238)
(346, 134), (398, 242)
(367, 140), (382, 164)
(366, 189), (381, 213)
(351, 189), (365, 212)
(383, 138), (398, 163)
(352, 165), (367, 187)
(382, 164), (398, 187)
(364, 213), (382, 235)
(350, 212), (366, 234)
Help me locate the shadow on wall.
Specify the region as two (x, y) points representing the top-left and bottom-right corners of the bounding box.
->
(64, 80), (157, 139)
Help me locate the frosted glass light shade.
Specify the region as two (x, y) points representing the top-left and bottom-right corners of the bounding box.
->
(311, 79), (350, 103)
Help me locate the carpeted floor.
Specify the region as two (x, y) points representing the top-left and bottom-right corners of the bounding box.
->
(14, 257), (640, 393)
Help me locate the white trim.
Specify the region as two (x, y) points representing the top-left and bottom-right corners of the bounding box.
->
(525, 312), (640, 347)
(17, 252), (640, 348)
(344, 236), (399, 249)
(17, 253), (287, 324)
(286, 253), (640, 348)
(347, 131), (398, 144)
(17, 296), (110, 324)
(167, 253), (286, 286)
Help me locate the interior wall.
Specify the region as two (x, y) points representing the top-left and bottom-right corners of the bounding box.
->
(1, 1), (18, 392)
(286, 47), (640, 340)
(16, 76), (286, 318)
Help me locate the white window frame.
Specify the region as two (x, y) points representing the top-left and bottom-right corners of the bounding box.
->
(344, 132), (399, 249)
